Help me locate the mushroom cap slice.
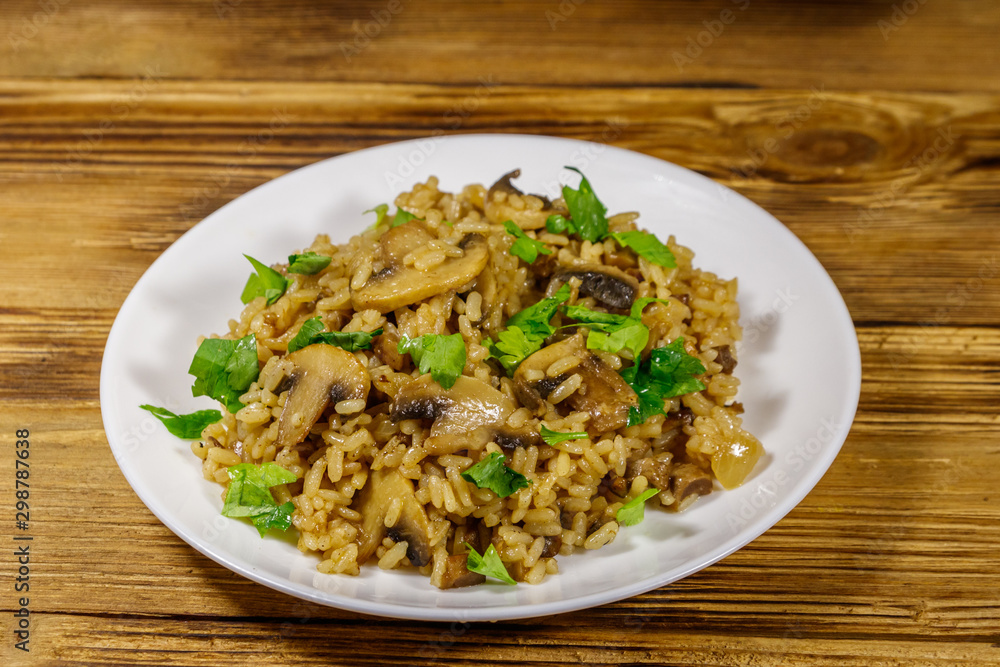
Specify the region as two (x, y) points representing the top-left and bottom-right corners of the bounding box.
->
(485, 169), (563, 230)
(353, 467), (433, 567)
(275, 344), (371, 450)
(351, 232), (490, 314)
(550, 263), (640, 310)
(513, 333), (638, 433)
(390, 374), (538, 455)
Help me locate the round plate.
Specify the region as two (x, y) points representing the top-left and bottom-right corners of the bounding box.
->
(100, 134), (861, 621)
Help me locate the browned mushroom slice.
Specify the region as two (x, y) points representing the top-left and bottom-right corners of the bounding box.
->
(512, 333), (637, 433)
(626, 455), (673, 492)
(669, 463), (714, 502)
(485, 169), (563, 230)
(550, 264), (639, 310)
(353, 467), (433, 567)
(351, 232), (489, 314)
(435, 553), (486, 589)
(275, 344), (371, 450)
(389, 374), (538, 455)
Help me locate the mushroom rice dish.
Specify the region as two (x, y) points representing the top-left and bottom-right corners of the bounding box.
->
(142, 167), (763, 588)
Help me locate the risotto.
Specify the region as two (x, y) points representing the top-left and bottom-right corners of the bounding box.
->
(156, 167), (763, 588)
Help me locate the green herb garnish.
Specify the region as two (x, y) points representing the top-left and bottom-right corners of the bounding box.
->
(364, 203), (389, 227)
(391, 209), (419, 228)
(221, 462), (297, 537)
(489, 283), (572, 375)
(503, 220), (552, 264)
(545, 213), (578, 236)
(539, 425), (588, 446)
(609, 231), (676, 268)
(621, 338), (706, 426)
(287, 316), (381, 353)
(240, 255), (290, 305)
(139, 404), (222, 439)
(286, 251), (332, 275)
(562, 297), (665, 361)
(397, 332), (467, 389)
(464, 542), (516, 585)
(561, 166), (609, 243)
(616, 488), (661, 526)
(460, 451), (532, 498)
(189, 334), (260, 414)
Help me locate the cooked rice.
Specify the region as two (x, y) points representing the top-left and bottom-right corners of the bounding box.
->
(195, 173), (762, 588)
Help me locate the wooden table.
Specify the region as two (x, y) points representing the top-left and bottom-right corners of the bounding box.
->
(2, 1), (999, 665)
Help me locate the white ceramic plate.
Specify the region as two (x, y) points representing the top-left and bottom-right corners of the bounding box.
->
(101, 134), (860, 621)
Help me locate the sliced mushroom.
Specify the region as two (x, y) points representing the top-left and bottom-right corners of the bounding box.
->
(485, 169), (564, 230)
(372, 321), (410, 372)
(352, 467), (433, 567)
(351, 232), (490, 314)
(669, 463), (713, 502)
(713, 345), (737, 374)
(275, 344), (371, 450)
(626, 456), (673, 492)
(435, 553), (486, 589)
(549, 264), (639, 310)
(513, 333), (638, 433)
(389, 374), (538, 455)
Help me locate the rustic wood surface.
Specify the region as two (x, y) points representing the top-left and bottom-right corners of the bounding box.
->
(2, 1), (999, 665)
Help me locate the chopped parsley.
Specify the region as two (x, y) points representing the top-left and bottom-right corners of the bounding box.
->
(616, 488), (661, 526)
(503, 220), (552, 264)
(561, 166), (609, 242)
(460, 451), (532, 498)
(391, 209), (419, 228)
(562, 297), (665, 361)
(464, 542), (516, 585)
(539, 425), (588, 445)
(609, 231), (676, 268)
(139, 404), (222, 439)
(286, 251), (332, 275)
(240, 255), (290, 305)
(364, 203), (389, 227)
(620, 338), (706, 426)
(397, 332), (467, 390)
(189, 333), (260, 414)
(489, 283), (571, 374)
(545, 213), (578, 236)
(287, 316), (381, 353)
(221, 462), (297, 537)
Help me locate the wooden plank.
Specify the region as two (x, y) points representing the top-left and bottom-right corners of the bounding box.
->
(0, 82), (998, 324)
(0, 0), (998, 93)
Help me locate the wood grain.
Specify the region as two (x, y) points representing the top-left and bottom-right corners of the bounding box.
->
(2, 1), (1000, 665)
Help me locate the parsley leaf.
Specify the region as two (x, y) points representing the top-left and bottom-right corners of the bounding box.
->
(189, 334), (260, 414)
(287, 251), (332, 275)
(609, 231), (676, 268)
(397, 333), (467, 389)
(460, 451), (532, 498)
(287, 316), (381, 353)
(562, 298), (664, 361)
(221, 462), (297, 537)
(240, 255), (290, 305)
(489, 283), (572, 374)
(464, 542), (516, 585)
(391, 209), (419, 228)
(545, 213), (578, 236)
(621, 338), (706, 426)
(364, 203), (389, 227)
(139, 404), (222, 439)
(561, 166), (609, 243)
(616, 488), (660, 526)
(503, 220), (552, 264)
(539, 425), (588, 445)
